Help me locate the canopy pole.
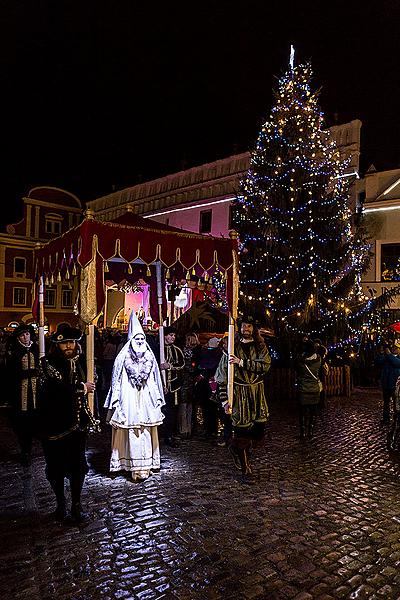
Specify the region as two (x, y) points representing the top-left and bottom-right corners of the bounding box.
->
(103, 280), (109, 329)
(156, 261), (166, 386)
(38, 275), (46, 358)
(86, 323), (95, 414)
(227, 232), (239, 408)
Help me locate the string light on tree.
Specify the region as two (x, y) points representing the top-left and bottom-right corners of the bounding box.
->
(233, 49), (371, 348)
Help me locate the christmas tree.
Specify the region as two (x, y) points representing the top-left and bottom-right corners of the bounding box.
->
(233, 54), (370, 347)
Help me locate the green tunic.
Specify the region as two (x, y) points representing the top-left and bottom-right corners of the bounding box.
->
(232, 339), (271, 429)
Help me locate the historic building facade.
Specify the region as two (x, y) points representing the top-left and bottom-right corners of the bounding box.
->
(87, 120), (362, 237)
(0, 187), (82, 329)
(358, 166), (400, 311)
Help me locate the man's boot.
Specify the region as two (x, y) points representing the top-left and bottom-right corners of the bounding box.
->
(68, 474), (88, 524)
(238, 448), (256, 485)
(228, 445), (242, 471)
(388, 419), (400, 451)
(308, 414), (316, 439)
(299, 414), (306, 440)
(49, 478), (67, 520)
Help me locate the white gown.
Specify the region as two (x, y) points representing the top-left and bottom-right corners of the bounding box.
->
(104, 340), (165, 476)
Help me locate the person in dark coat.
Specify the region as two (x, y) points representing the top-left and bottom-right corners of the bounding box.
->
(296, 339), (322, 439)
(193, 337), (222, 438)
(160, 326), (185, 447)
(375, 340), (400, 424)
(37, 324), (96, 523)
(6, 324), (39, 466)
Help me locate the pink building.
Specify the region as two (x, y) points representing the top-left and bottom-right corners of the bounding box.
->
(87, 120), (362, 237)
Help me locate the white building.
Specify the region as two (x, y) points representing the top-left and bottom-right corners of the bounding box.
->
(359, 166), (400, 312)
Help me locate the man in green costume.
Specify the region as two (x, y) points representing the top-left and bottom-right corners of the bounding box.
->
(226, 317), (271, 484)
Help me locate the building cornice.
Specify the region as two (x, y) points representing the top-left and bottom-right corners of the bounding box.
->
(22, 198), (82, 213)
(0, 234), (58, 247)
(87, 152), (250, 214)
(364, 197), (400, 213)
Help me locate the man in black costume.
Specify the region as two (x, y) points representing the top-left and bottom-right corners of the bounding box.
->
(38, 324), (96, 523)
(160, 326), (184, 447)
(7, 324), (39, 466)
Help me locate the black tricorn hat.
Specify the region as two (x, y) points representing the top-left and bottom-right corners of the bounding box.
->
(163, 326), (178, 336)
(51, 323), (82, 343)
(13, 323), (33, 337)
(239, 315), (258, 326)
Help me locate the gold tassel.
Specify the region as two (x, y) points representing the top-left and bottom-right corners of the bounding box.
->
(209, 277), (213, 285)
(104, 262), (109, 273)
(50, 274), (54, 285)
(204, 271), (209, 282)
(45, 275), (49, 286)
(57, 271), (61, 282)
(186, 270), (190, 280)
(65, 269), (70, 280)
(192, 268), (196, 275)
(127, 263), (133, 274)
(165, 268), (170, 279)
(72, 263), (77, 276)
(146, 265), (151, 277)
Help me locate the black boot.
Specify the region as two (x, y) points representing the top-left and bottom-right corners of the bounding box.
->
(238, 448), (256, 485)
(228, 445), (242, 471)
(388, 420), (400, 451)
(67, 474), (88, 524)
(49, 478), (67, 520)
(69, 502), (88, 524)
(308, 415), (316, 439)
(299, 414), (306, 440)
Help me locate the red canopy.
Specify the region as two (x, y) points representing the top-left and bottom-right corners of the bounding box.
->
(34, 215), (238, 323)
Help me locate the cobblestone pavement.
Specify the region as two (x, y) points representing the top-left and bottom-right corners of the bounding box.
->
(1, 388), (400, 599)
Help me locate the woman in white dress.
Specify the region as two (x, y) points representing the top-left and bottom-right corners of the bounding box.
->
(104, 312), (165, 482)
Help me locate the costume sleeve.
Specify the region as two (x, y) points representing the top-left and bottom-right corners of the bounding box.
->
(170, 346), (185, 370)
(241, 344), (271, 375)
(215, 353), (228, 385)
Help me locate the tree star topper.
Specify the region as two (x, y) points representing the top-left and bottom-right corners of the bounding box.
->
(290, 45), (295, 71)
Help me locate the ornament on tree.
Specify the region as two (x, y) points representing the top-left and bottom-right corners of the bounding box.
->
(233, 51), (371, 349)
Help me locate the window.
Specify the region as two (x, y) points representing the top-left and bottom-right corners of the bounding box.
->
(199, 209), (212, 234)
(45, 287), (56, 307)
(381, 244), (400, 282)
(62, 288), (73, 308)
(45, 213), (63, 235)
(13, 287), (27, 306)
(14, 257), (26, 277)
(45, 220), (61, 234)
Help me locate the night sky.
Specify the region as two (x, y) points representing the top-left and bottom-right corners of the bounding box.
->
(1, 0), (399, 226)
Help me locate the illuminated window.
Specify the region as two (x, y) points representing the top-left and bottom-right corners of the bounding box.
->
(199, 210), (212, 233)
(381, 244), (400, 282)
(13, 287), (27, 306)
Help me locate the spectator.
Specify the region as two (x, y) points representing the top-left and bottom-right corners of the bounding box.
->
(375, 340), (400, 424)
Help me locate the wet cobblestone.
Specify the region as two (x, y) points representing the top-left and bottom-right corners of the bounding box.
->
(1, 388), (400, 599)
